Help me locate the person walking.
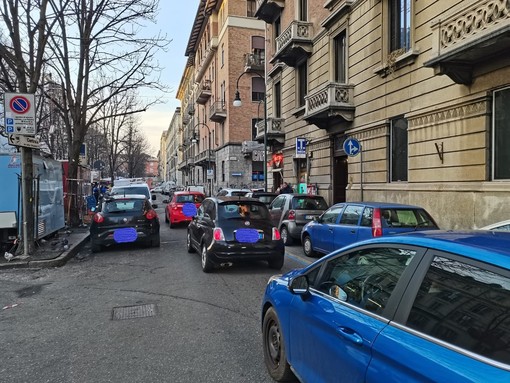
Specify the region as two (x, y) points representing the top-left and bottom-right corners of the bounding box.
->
(278, 181), (293, 194)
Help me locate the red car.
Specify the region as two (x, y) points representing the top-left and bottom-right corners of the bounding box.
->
(165, 191), (205, 228)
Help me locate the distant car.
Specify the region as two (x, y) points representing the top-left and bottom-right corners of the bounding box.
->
(110, 182), (154, 201)
(480, 219), (510, 231)
(268, 194), (329, 246)
(165, 191), (205, 228)
(150, 185), (163, 193)
(301, 202), (439, 257)
(187, 196), (284, 272)
(244, 191), (278, 206)
(261, 230), (510, 383)
(89, 194), (160, 253)
(216, 188), (251, 197)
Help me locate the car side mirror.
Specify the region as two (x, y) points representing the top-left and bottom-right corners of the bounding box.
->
(289, 275), (310, 297)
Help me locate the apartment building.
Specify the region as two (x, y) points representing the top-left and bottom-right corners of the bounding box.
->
(177, 0), (267, 195)
(254, 0), (510, 229)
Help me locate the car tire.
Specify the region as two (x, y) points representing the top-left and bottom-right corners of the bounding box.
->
(186, 231), (195, 253)
(165, 211), (169, 223)
(91, 243), (101, 253)
(201, 243), (213, 273)
(302, 234), (317, 257)
(280, 226), (293, 246)
(268, 256), (284, 270)
(152, 234), (160, 247)
(262, 307), (295, 382)
(169, 219), (174, 228)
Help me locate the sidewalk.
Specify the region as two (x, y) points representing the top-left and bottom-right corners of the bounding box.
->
(0, 226), (90, 270)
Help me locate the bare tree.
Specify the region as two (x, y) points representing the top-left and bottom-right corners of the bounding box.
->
(122, 120), (150, 178)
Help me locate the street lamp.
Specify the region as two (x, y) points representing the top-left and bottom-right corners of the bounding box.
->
(193, 122), (213, 196)
(233, 70), (268, 191)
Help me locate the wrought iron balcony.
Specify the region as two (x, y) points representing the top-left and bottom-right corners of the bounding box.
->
(304, 82), (354, 130)
(209, 101), (227, 122)
(255, 117), (285, 144)
(255, 0), (285, 23)
(424, 0), (510, 85)
(244, 53), (265, 73)
(195, 149), (215, 166)
(271, 21), (313, 67)
(196, 79), (212, 105)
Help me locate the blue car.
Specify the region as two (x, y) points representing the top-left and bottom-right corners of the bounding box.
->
(261, 231), (510, 383)
(301, 202), (439, 257)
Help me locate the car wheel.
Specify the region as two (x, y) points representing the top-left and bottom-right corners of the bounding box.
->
(280, 226), (293, 246)
(91, 243), (101, 253)
(302, 234), (317, 257)
(262, 307), (295, 382)
(152, 234), (160, 247)
(169, 219), (174, 228)
(186, 231), (195, 253)
(201, 243), (213, 273)
(268, 256), (284, 270)
(165, 211), (169, 223)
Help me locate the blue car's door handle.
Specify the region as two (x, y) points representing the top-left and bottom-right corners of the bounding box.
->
(337, 326), (363, 345)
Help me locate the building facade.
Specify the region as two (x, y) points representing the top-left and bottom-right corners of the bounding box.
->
(252, 0), (510, 230)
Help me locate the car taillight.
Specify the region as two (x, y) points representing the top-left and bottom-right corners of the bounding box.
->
(288, 210), (296, 221)
(93, 213), (104, 223)
(213, 228), (225, 241)
(171, 203), (179, 210)
(272, 227), (281, 241)
(146, 210), (158, 220)
(372, 208), (382, 237)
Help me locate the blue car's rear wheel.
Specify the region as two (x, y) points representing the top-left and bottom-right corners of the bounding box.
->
(302, 234), (317, 257)
(262, 307), (295, 382)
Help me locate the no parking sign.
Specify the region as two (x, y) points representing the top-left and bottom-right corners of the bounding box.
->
(4, 92), (36, 135)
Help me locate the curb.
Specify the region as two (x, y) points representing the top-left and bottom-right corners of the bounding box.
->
(0, 233), (90, 270)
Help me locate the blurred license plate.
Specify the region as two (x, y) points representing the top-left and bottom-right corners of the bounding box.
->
(113, 227), (137, 243)
(305, 215), (315, 220)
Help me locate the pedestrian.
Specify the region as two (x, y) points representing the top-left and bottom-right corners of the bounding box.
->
(92, 182), (100, 203)
(278, 181), (293, 194)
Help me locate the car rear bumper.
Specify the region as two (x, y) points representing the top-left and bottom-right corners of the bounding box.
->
(90, 225), (159, 246)
(207, 241), (284, 265)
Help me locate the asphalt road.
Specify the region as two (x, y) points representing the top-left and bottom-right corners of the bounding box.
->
(0, 195), (313, 383)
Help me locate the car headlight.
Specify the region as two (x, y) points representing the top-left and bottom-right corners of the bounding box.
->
(267, 274), (282, 285)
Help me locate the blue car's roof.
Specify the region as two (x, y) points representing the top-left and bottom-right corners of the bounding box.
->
(331, 201), (426, 209)
(318, 230), (510, 270)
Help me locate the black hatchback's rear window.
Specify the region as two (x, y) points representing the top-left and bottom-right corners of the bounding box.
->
(218, 202), (270, 220)
(103, 199), (145, 213)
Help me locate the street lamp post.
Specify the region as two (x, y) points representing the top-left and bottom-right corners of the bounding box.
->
(233, 71), (268, 191)
(193, 122), (213, 196)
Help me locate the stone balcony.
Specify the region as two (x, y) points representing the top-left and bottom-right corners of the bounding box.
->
(255, 117), (285, 144)
(244, 53), (265, 73)
(271, 20), (313, 67)
(196, 79), (212, 105)
(209, 101), (227, 122)
(424, 0), (510, 85)
(195, 149), (214, 166)
(304, 82), (355, 130)
(255, 0), (285, 23)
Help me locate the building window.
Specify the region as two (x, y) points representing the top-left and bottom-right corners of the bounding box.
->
(247, 0), (256, 17)
(252, 77), (265, 102)
(390, 116), (408, 182)
(493, 87), (510, 180)
(251, 118), (261, 140)
(390, 0), (411, 52)
(298, 0), (307, 21)
(297, 61), (308, 107)
(274, 81), (281, 118)
(251, 36), (265, 66)
(221, 43), (225, 67)
(334, 31), (346, 83)
(221, 160), (225, 182)
(274, 16), (281, 50)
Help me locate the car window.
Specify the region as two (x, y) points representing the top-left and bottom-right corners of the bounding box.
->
(218, 202), (270, 220)
(270, 196), (285, 209)
(339, 205), (363, 225)
(321, 205), (343, 224)
(381, 208), (436, 228)
(217, 190), (227, 196)
(292, 197), (328, 210)
(176, 194), (204, 203)
(316, 247), (417, 315)
(361, 207), (373, 227)
(491, 224), (510, 231)
(231, 191), (248, 196)
(104, 199), (144, 213)
(406, 256), (510, 365)
(257, 195), (276, 204)
(111, 186), (150, 198)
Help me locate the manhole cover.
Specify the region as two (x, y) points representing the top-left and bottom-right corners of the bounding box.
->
(112, 304), (156, 320)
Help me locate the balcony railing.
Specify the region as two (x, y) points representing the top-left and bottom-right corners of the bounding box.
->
(424, 0), (510, 85)
(255, 117), (285, 144)
(209, 101), (227, 122)
(255, 0), (285, 23)
(196, 79), (212, 105)
(195, 149), (214, 166)
(272, 21), (313, 66)
(304, 82), (354, 130)
(244, 53), (265, 73)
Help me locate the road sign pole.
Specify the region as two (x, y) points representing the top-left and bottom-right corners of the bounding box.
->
(21, 147), (35, 255)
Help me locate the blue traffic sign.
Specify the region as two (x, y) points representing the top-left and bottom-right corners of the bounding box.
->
(343, 137), (361, 157)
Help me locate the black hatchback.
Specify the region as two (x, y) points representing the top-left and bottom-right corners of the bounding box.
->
(89, 194), (160, 253)
(186, 196), (285, 272)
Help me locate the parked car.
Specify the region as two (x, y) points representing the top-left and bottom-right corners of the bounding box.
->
(244, 191), (278, 206)
(187, 196), (284, 272)
(150, 185), (163, 193)
(216, 188), (251, 197)
(164, 191), (205, 228)
(301, 202), (439, 257)
(110, 182), (154, 201)
(268, 193), (329, 245)
(261, 230), (510, 383)
(89, 194), (160, 253)
(480, 219), (510, 231)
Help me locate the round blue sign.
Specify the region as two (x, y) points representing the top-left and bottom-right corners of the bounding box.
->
(343, 137), (361, 157)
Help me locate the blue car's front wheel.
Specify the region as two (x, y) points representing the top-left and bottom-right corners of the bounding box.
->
(262, 307), (295, 382)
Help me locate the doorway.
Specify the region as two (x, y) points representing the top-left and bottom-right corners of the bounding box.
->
(333, 155), (348, 203)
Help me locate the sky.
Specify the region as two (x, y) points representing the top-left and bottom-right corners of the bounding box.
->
(140, 0), (200, 156)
